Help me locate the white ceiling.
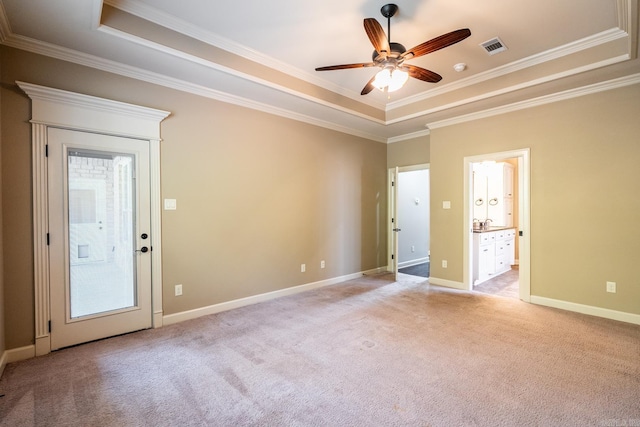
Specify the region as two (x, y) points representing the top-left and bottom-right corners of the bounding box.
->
(1, 0), (638, 142)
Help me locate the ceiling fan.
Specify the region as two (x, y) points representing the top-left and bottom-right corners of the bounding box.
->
(315, 4), (471, 95)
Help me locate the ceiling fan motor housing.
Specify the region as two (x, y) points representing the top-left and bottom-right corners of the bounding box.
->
(372, 42), (406, 61)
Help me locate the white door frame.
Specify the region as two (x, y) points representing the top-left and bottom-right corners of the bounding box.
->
(18, 82), (170, 356)
(463, 149), (530, 301)
(388, 163), (430, 279)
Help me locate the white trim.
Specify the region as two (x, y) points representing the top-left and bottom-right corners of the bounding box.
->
(95, 24), (388, 125)
(163, 269), (383, 326)
(463, 149), (531, 303)
(6, 345), (36, 363)
(398, 163), (430, 173)
(0, 2), (634, 145)
(0, 349), (6, 378)
(387, 129), (430, 144)
(428, 277), (466, 290)
(1, 345), (37, 377)
(103, 0), (375, 108)
(16, 81), (170, 139)
(389, 27), (629, 111)
(3, 31), (387, 143)
(428, 73), (640, 129)
(149, 139), (163, 328)
(398, 257), (429, 269)
(531, 296), (640, 326)
(18, 82), (170, 355)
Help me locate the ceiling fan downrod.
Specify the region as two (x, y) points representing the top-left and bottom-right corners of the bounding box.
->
(380, 4), (398, 45)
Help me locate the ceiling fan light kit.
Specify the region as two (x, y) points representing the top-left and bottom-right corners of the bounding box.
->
(373, 67), (409, 92)
(315, 3), (471, 95)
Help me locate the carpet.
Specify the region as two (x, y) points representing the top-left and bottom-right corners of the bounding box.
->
(1, 273), (639, 426)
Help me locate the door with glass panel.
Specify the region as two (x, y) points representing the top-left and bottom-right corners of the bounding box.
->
(48, 128), (152, 350)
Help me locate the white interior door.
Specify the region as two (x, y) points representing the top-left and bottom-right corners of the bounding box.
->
(48, 128), (152, 350)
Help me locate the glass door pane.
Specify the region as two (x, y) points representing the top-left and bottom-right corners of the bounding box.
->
(68, 149), (137, 318)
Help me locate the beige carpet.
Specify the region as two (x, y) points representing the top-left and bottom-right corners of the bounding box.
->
(1, 273), (639, 426)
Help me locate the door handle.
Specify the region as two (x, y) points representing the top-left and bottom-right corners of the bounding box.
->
(393, 228), (402, 232)
(136, 246), (149, 253)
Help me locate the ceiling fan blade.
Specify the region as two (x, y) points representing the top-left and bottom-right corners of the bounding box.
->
(364, 18), (391, 57)
(315, 62), (377, 71)
(406, 65), (442, 83)
(401, 28), (471, 60)
(361, 74), (377, 95)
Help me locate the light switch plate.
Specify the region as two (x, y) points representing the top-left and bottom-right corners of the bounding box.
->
(442, 201), (451, 209)
(164, 199), (177, 210)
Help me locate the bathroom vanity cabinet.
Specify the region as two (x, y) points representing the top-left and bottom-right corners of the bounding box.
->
(473, 227), (516, 285)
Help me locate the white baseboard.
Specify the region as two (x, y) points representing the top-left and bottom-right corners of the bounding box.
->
(428, 277), (467, 290)
(530, 296), (640, 325)
(398, 257), (429, 269)
(163, 268), (385, 326)
(1, 345), (36, 377)
(0, 349), (6, 378)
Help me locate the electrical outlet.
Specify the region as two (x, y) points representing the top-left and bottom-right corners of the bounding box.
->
(301, 264), (306, 273)
(320, 260), (325, 269)
(442, 260), (448, 268)
(606, 281), (616, 293)
(175, 284), (183, 296)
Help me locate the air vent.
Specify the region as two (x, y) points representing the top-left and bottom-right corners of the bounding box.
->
(480, 37), (507, 55)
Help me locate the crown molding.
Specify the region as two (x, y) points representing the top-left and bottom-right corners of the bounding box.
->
(103, 0), (377, 108)
(1, 0), (636, 144)
(386, 129), (430, 144)
(95, 24), (387, 127)
(427, 73), (640, 130)
(390, 0), (633, 111)
(389, 28), (629, 112)
(0, 27), (385, 143)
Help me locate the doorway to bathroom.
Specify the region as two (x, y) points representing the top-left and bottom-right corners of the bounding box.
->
(464, 149), (530, 301)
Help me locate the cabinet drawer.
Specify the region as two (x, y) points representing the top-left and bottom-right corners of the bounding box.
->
(505, 229), (516, 238)
(495, 255), (510, 272)
(479, 232), (495, 244)
(495, 242), (506, 256)
(495, 230), (506, 240)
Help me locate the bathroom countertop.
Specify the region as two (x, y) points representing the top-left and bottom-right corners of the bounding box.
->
(473, 226), (515, 233)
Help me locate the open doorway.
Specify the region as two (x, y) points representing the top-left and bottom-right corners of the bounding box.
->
(463, 150), (530, 302)
(388, 165), (430, 280)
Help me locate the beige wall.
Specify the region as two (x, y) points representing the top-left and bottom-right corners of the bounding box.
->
(0, 50), (5, 359)
(429, 83), (640, 314)
(387, 135), (430, 168)
(1, 46), (387, 348)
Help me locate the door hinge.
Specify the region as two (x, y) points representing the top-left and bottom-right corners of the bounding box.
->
(519, 230), (523, 236)
(45, 145), (48, 157)
(46, 233), (50, 245)
(391, 254), (394, 260)
(48, 320), (51, 333)
(392, 218), (395, 223)
(392, 181), (395, 186)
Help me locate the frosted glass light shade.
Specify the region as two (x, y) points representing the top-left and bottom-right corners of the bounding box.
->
(387, 69), (408, 92)
(373, 68), (408, 92)
(373, 69), (391, 90)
